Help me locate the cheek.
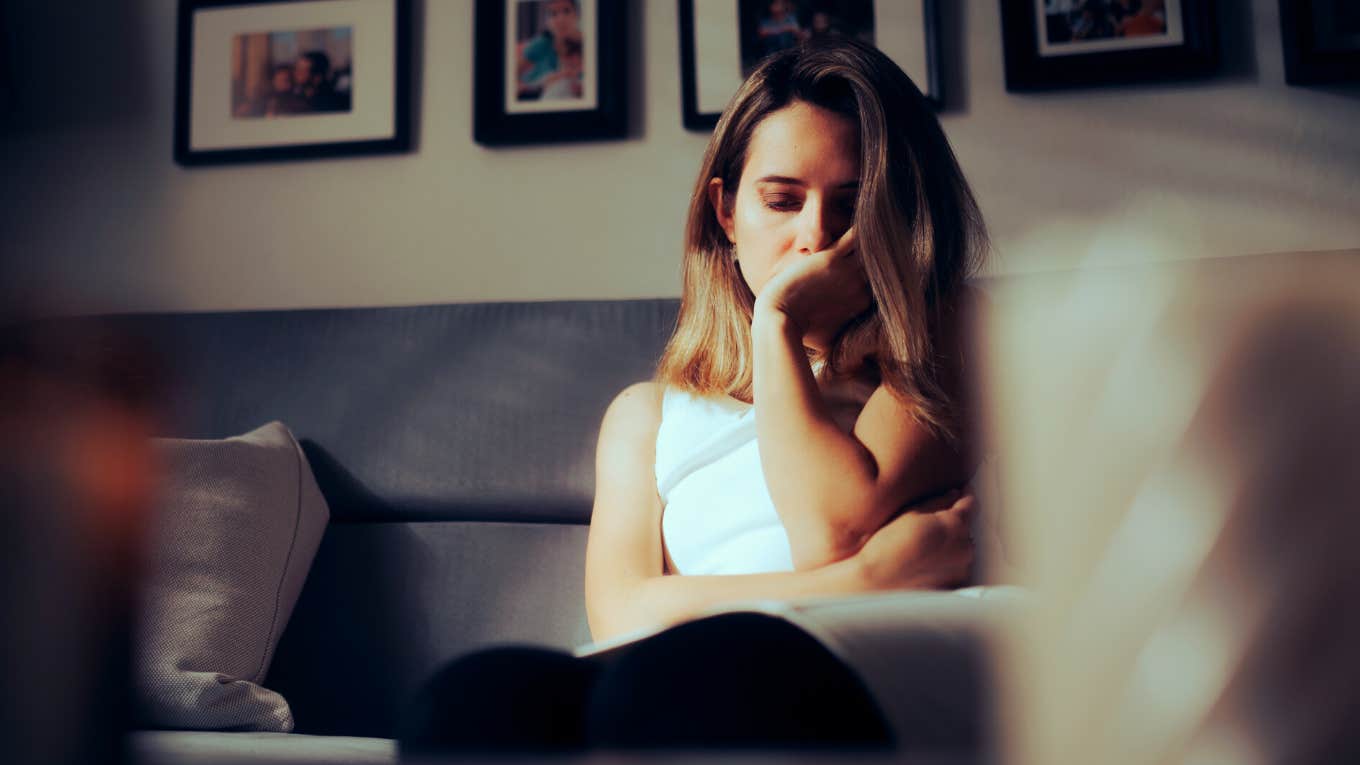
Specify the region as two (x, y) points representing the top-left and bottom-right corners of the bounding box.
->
(734, 245), (777, 298)
(732, 205), (791, 296)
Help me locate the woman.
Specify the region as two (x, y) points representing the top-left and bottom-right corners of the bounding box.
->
(400, 38), (988, 755)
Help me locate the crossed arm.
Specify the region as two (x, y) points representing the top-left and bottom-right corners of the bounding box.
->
(584, 270), (982, 644)
(583, 376), (976, 643)
(750, 301), (977, 570)
(585, 383), (871, 641)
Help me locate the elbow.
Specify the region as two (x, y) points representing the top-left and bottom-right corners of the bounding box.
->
(783, 483), (902, 570)
(587, 598), (636, 645)
(586, 578), (637, 644)
(587, 585), (642, 644)
(587, 578), (665, 645)
(785, 514), (875, 571)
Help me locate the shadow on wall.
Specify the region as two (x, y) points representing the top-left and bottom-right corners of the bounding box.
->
(936, 0), (969, 112)
(266, 441), (431, 738)
(1215, 0), (1258, 81)
(1, 0), (153, 131)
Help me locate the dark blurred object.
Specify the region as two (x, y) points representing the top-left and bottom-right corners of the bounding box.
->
(0, 318), (162, 765)
(1280, 0), (1360, 85)
(0, 0), (152, 132)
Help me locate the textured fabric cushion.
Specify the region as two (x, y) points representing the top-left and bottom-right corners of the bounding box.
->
(134, 421), (329, 732)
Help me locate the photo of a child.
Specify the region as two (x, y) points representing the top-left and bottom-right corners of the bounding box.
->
(738, 0), (875, 77)
(514, 0), (586, 102)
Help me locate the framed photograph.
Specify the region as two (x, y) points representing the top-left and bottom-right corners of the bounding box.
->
(1280, 0), (1360, 85)
(473, 0), (628, 146)
(174, 0), (411, 166)
(679, 0), (942, 132)
(1001, 0), (1217, 91)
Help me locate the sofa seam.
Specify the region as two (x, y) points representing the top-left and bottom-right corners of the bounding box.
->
(255, 429), (305, 685)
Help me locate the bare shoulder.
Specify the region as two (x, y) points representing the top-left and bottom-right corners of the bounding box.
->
(598, 382), (664, 453)
(602, 382), (663, 426)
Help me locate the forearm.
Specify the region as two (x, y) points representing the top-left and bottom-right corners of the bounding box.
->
(594, 556), (869, 643)
(751, 308), (883, 566)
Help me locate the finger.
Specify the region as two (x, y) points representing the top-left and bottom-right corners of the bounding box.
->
(949, 494), (978, 523)
(938, 495), (977, 534)
(828, 226), (857, 261)
(906, 488), (961, 514)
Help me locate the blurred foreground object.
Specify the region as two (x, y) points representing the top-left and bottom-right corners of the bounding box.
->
(0, 320), (160, 765)
(984, 249), (1360, 765)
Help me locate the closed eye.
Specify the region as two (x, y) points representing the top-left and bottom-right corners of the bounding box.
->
(764, 196), (801, 211)
(760, 194), (857, 214)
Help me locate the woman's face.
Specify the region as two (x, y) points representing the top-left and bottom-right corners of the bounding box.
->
(545, 1), (580, 38)
(710, 100), (860, 299)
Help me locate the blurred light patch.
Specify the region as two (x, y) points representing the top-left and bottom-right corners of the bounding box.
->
(982, 227), (1360, 765)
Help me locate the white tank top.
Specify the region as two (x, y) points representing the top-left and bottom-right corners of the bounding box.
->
(655, 369), (876, 576)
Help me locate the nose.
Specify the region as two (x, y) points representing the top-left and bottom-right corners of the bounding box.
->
(794, 198), (842, 254)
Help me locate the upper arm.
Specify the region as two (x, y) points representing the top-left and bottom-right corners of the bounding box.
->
(584, 382), (665, 641)
(851, 288), (983, 524)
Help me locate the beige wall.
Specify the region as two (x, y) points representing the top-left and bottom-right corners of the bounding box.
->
(3, 0), (1358, 313)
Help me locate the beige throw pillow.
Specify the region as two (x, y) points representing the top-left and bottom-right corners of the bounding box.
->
(133, 421), (329, 732)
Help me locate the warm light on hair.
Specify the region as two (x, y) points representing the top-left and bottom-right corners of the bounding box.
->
(656, 38), (988, 441)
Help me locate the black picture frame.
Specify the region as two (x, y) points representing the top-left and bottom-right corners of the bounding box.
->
(679, 0), (942, 132)
(473, 0), (627, 146)
(1280, 0), (1360, 85)
(0, 5), (12, 119)
(1001, 0), (1217, 91)
(174, 0), (411, 166)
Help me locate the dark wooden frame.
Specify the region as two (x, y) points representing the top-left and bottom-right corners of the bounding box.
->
(473, 0), (627, 146)
(679, 0), (943, 132)
(174, 0), (411, 166)
(1280, 0), (1360, 85)
(1000, 0), (1217, 91)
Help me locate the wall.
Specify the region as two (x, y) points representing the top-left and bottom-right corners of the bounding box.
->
(2, 0), (1357, 313)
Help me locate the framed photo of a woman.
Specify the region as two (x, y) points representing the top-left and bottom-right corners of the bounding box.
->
(174, 0), (411, 165)
(473, 0), (627, 145)
(679, 0), (942, 131)
(1000, 0), (1217, 91)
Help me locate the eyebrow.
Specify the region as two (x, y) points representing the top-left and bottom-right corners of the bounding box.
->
(754, 175), (859, 189)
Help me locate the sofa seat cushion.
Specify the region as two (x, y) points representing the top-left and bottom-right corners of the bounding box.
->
(128, 730), (395, 765)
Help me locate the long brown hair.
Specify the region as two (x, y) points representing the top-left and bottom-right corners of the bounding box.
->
(655, 38), (988, 441)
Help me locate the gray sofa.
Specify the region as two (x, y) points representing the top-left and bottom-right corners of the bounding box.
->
(122, 299), (676, 764)
(111, 248), (1358, 764)
(115, 292), (1013, 765)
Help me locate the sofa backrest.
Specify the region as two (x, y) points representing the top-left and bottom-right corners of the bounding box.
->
(112, 299), (678, 737)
